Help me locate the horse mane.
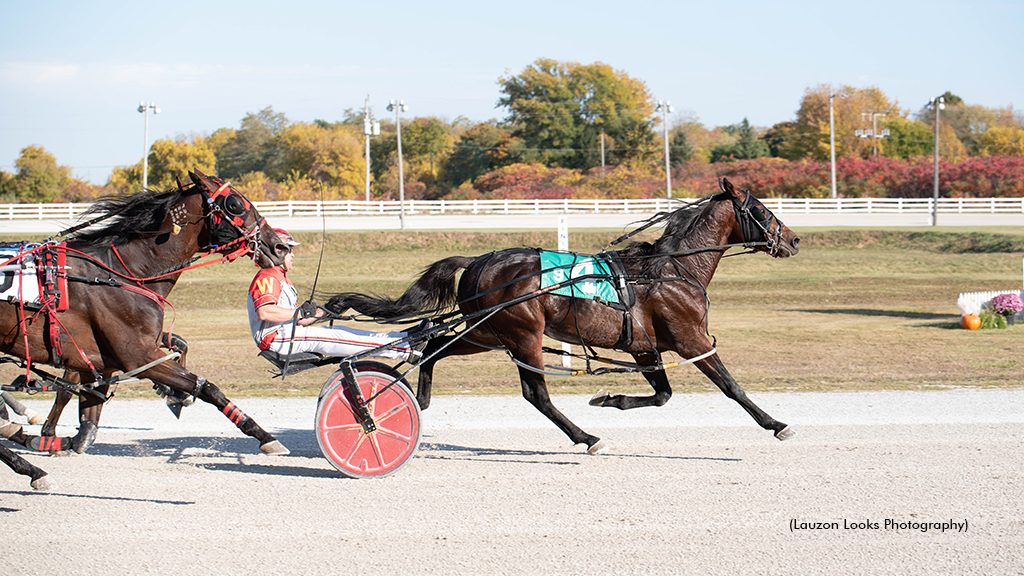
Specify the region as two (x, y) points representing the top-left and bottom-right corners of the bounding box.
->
(618, 191), (729, 278)
(72, 187), (192, 247)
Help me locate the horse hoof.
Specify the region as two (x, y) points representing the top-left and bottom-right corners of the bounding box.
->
(26, 409), (45, 426)
(775, 426), (796, 441)
(587, 440), (606, 455)
(31, 475), (52, 491)
(28, 435), (73, 453)
(588, 390), (610, 407)
(73, 421), (98, 454)
(260, 440), (289, 455)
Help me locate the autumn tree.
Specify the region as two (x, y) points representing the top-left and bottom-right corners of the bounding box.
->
(880, 117), (933, 159)
(773, 84), (903, 161)
(669, 129), (694, 165)
(149, 136), (216, 190)
(109, 135), (216, 192)
(915, 92), (1017, 155)
(213, 106), (289, 179)
(498, 58), (656, 170)
(401, 117), (455, 192)
(12, 145), (71, 202)
(709, 119), (769, 162)
(442, 122), (511, 187)
(975, 126), (1024, 156)
(762, 121), (796, 158)
(265, 122), (364, 198)
(0, 169), (16, 202)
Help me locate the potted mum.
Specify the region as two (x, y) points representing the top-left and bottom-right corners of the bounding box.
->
(989, 293), (1023, 326)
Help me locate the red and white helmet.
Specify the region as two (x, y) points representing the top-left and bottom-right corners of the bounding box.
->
(273, 228), (300, 247)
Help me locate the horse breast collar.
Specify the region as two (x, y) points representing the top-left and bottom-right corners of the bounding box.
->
(0, 242), (70, 367)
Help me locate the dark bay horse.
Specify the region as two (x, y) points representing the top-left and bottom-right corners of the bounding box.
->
(0, 170), (291, 487)
(327, 178), (801, 453)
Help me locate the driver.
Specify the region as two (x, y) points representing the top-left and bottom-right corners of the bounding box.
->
(248, 229), (419, 362)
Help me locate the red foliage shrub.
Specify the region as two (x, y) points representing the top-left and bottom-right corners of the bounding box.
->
(452, 156), (1024, 200)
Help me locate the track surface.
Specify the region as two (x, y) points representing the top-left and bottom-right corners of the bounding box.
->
(3, 389), (1022, 575)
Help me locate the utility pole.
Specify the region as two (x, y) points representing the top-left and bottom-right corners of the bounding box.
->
(829, 93), (837, 198)
(387, 99), (408, 229)
(655, 100), (674, 199)
(600, 131), (606, 168)
(362, 95), (379, 202)
(928, 95), (945, 226)
(137, 101), (159, 190)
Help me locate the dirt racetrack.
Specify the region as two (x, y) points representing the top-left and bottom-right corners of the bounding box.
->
(3, 388), (1022, 576)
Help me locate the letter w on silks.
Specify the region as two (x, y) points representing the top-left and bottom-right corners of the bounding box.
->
(539, 250), (621, 305)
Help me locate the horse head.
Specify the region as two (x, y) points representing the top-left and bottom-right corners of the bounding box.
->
(188, 169), (289, 268)
(720, 178), (800, 258)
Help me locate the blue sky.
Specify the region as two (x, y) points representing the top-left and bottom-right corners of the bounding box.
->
(1, 0), (1021, 184)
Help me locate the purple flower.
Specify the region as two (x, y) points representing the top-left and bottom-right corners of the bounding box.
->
(990, 293), (1024, 315)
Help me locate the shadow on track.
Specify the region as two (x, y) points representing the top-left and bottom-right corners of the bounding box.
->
(418, 442), (742, 465)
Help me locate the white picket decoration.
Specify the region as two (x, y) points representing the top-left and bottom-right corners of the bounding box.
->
(958, 289), (1024, 320)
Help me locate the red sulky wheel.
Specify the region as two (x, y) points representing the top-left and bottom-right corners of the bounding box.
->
(315, 361), (422, 479)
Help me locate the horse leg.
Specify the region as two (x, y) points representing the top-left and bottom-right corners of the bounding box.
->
(73, 375), (105, 454)
(695, 354), (794, 440)
(513, 354), (604, 454)
(40, 387), (73, 437)
(3, 397), (74, 453)
(589, 352), (672, 410)
(193, 379), (288, 454)
(41, 371), (101, 453)
(414, 335), (490, 410)
(142, 359), (287, 455)
(152, 332), (195, 411)
(0, 443), (50, 490)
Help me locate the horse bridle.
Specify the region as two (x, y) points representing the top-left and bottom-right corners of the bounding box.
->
(201, 180), (270, 261)
(731, 191), (784, 256)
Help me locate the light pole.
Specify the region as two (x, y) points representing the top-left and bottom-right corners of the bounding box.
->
(655, 100), (674, 199)
(137, 101), (159, 190)
(387, 99), (408, 229)
(829, 93), (837, 198)
(362, 95), (380, 202)
(855, 112), (889, 156)
(928, 95), (945, 226)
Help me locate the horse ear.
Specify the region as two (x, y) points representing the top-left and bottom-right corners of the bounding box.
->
(175, 174), (185, 191)
(189, 169), (211, 189)
(720, 177), (738, 197)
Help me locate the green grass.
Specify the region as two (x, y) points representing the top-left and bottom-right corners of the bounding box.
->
(4, 226), (1023, 398)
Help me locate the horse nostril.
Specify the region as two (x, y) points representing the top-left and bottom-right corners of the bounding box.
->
(792, 237), (801, 250)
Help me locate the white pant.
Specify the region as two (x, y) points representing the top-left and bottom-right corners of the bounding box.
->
(264, 324), (410, 360)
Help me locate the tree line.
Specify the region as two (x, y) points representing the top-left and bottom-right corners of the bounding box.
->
(3, 57), (1023, 204)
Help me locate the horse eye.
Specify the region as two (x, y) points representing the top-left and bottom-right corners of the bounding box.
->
(224, 194), (246, 216)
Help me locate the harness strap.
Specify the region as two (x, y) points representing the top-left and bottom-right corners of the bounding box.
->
(614, 312), (633, 351)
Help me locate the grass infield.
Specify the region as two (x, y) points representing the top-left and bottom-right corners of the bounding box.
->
(3, 225), (1023, 398)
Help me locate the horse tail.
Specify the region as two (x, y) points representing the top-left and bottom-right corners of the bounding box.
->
(325, 255), (476, 319)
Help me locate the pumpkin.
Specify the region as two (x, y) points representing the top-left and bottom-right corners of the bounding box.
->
(961, 314), (981, 330)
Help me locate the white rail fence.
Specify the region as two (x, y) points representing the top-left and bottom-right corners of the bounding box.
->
(3, 197), (1024, 221)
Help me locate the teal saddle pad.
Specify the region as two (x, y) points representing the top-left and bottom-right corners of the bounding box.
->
(539, 250), (621, 305)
